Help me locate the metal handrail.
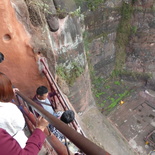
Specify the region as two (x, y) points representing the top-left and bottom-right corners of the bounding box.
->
(16, 91), (110, 155)
(16, 94), (70, 155)
(40, 57), (85, 136)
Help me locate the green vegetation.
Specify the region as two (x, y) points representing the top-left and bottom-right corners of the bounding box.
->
(92, 67), (151, 114)
(24, 0), (46, 26)
(91, 66), (151, 114)
(70, 7), (82, 17)
(111, 69), (151, 80)
(114, 81), (121, 85)
(106, 90), (130, 111)
(92, 76), (134, 114)
(56, 62), (84, 86)
(75, 0), (105, 11)
(95, 92), (106, 98)
(25, 0), (83, 27)
(83, 30), (108, 44)
(131, 26), (137, 34)
(115, 2), (133, 72)
(83, 31), (90, 53)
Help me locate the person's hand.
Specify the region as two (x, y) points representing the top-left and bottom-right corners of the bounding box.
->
(36, 116), (49, 132)
(13, 88), (19, 94)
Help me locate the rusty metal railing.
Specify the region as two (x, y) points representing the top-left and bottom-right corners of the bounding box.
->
(16, 93), (72, 155)
(16, 91), (110, 155)
(39, 57), (85, 137)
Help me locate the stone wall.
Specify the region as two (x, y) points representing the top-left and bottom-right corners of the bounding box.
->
(84, 1), (122, 78)
(126, 0), (155, 86)
(85, 0), (155, 84)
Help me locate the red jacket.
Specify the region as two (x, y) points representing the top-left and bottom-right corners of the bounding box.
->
(0, 128), (46, 155)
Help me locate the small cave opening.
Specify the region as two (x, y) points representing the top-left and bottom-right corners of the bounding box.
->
(3, 34), (11, 42)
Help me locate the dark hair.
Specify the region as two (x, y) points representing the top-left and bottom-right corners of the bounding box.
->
(0, 52), (4, 63)
(0, 72), (14, 102)
(60, 110), (75, 124)
(36, 86), (48, 96)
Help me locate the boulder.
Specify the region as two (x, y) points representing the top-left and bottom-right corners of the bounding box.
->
(46, 15), (59, 32)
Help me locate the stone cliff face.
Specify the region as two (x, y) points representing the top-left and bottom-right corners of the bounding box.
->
(2, 0), (155, 154)
(1, 0), (94, 112)
(2, 0), (155, 114)
(82, 0), (155, 111)
(85, 5), (120, 78)
(0, 0), (49, 98)
(126, 0), (155, 85)
(86, 0), (155, 80)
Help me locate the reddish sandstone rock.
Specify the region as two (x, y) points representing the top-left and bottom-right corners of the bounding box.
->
(0, 0), (49, 98)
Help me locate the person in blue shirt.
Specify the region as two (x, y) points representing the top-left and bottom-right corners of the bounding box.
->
(33, 86), (55, 115)
(33, 86), (75, 142)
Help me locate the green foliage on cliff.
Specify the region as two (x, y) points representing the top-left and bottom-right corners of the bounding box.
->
(111, 69), (151, 81)
(92, 75), (134, 114)
(83, 31), (90, 51)
(25, 0), (46, 26)
(106, 90), (130, 110)
(75, 0), (105, 11)
(25, 0), (83, 27)
(56, 62), (84, 86)
(131, 26), (137, 34)
(115, 2), (133, 72)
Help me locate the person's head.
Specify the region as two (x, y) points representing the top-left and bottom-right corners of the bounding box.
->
(0, 52), (4, 63)
(36, 86), (48, 100)
(0, 72), (14, 102)
(60, 110), (75, 124)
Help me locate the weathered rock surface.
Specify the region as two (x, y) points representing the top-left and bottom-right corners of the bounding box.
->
(85, 6), (121, 78)
(81, 105), (136, 155)
(46, 16), (59, 32)
(0, 0), (49, 98)
(3, 0), (155, 154)
(44, 0), (59, 32)
(53, 0), (77, 19)
(126, 4), (155, 84)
